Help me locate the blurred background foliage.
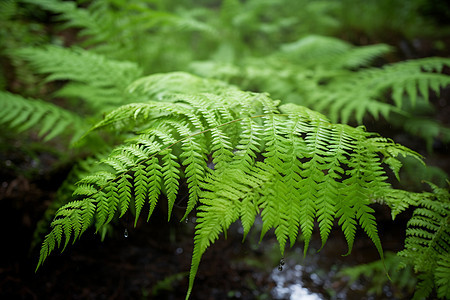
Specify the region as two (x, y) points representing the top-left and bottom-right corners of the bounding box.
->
(3, 0), (449, 73)
(4, 0), (446, 181)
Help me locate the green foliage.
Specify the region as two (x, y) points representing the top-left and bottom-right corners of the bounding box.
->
(339, 252), (417, 297)
(399, 183), (450, 299)
(31, 153), (113, 249)
(20, 1), (450, 144)
(1, 1), (449, 299)
(24, 0), (337, 58)
(13, 46), (142, 112)
(191, 35), (450, 125)
(0, 91), (86, 143)
(23, 0), (214, 73)
(33, 72), (427, 299)
(1, 45), (145, 146)
(190, 35), (450, 149)
(0, 0), (49, 93)
(342, 183), (450, 299)
(389, 98), (450, 153)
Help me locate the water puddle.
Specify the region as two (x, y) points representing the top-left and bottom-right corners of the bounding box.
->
(271, 264), (324, 300)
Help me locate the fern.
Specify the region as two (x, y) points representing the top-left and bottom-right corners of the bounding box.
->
(22, 0), (214, 73)
(0, 91), (87, 143)
(398, 183), (450, 299)
(33, 73), (425, 299)
(0, 1), (445, 299)
(389, 97), (450, 153)
(0, 46), (145, 145)
(13, 46), (142, 112)
(314, 57), (450, 123)
(31, 152), (113, 249)
(357, 183), (450, 298)
(277, 35), (393, 69)
(190, 35), (450, 127)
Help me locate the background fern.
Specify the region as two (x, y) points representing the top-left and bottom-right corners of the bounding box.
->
(13, 46), (142, 112)
(190, 36), (450, 156)
(191, 35), (450, 128)
(0, 91), (87, 143)
(339, 251), (417, 297)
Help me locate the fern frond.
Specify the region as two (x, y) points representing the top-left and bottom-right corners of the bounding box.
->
(374, 189), (423, 219)
(179, 129), (209, 219)
(21, 0), (104, 41)
(21, 0), (130, 50)
(161, 150), (181, 220)
(400, 113), (450, 153)
(32, 153), (113, 250)
(187, 163), (272, 299)
(22, 0), (213, 73)
(307, 57), (450, 123)
(13, 46), (142, 111)
(398, 183), (450, 299)
(0, 91), (87, 142)
(191, 35), (450, 126)
(187, 102), (412, 297)
(279, 35), (392, 69)
(186, 110), (405, 297)
(37, 198), (96, 270)
(436, 253), (450, 299)
(36, 73), (423, 299)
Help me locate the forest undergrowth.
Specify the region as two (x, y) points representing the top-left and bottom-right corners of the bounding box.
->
(1, 1), (449, 299)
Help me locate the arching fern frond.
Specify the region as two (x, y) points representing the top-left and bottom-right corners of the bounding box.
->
(13, 46), (142, 111)
(313, 57), (450, 123)
(186, 108), (417, 297)
(190, 35), (450, 126)
(0, 91), (87, 142)
(36, 73), (423, 299)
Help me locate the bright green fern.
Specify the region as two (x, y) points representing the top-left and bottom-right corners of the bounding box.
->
(398, 182), (450, 299)
(34, 72), (426, 299)
(343, 183), (450, 299)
